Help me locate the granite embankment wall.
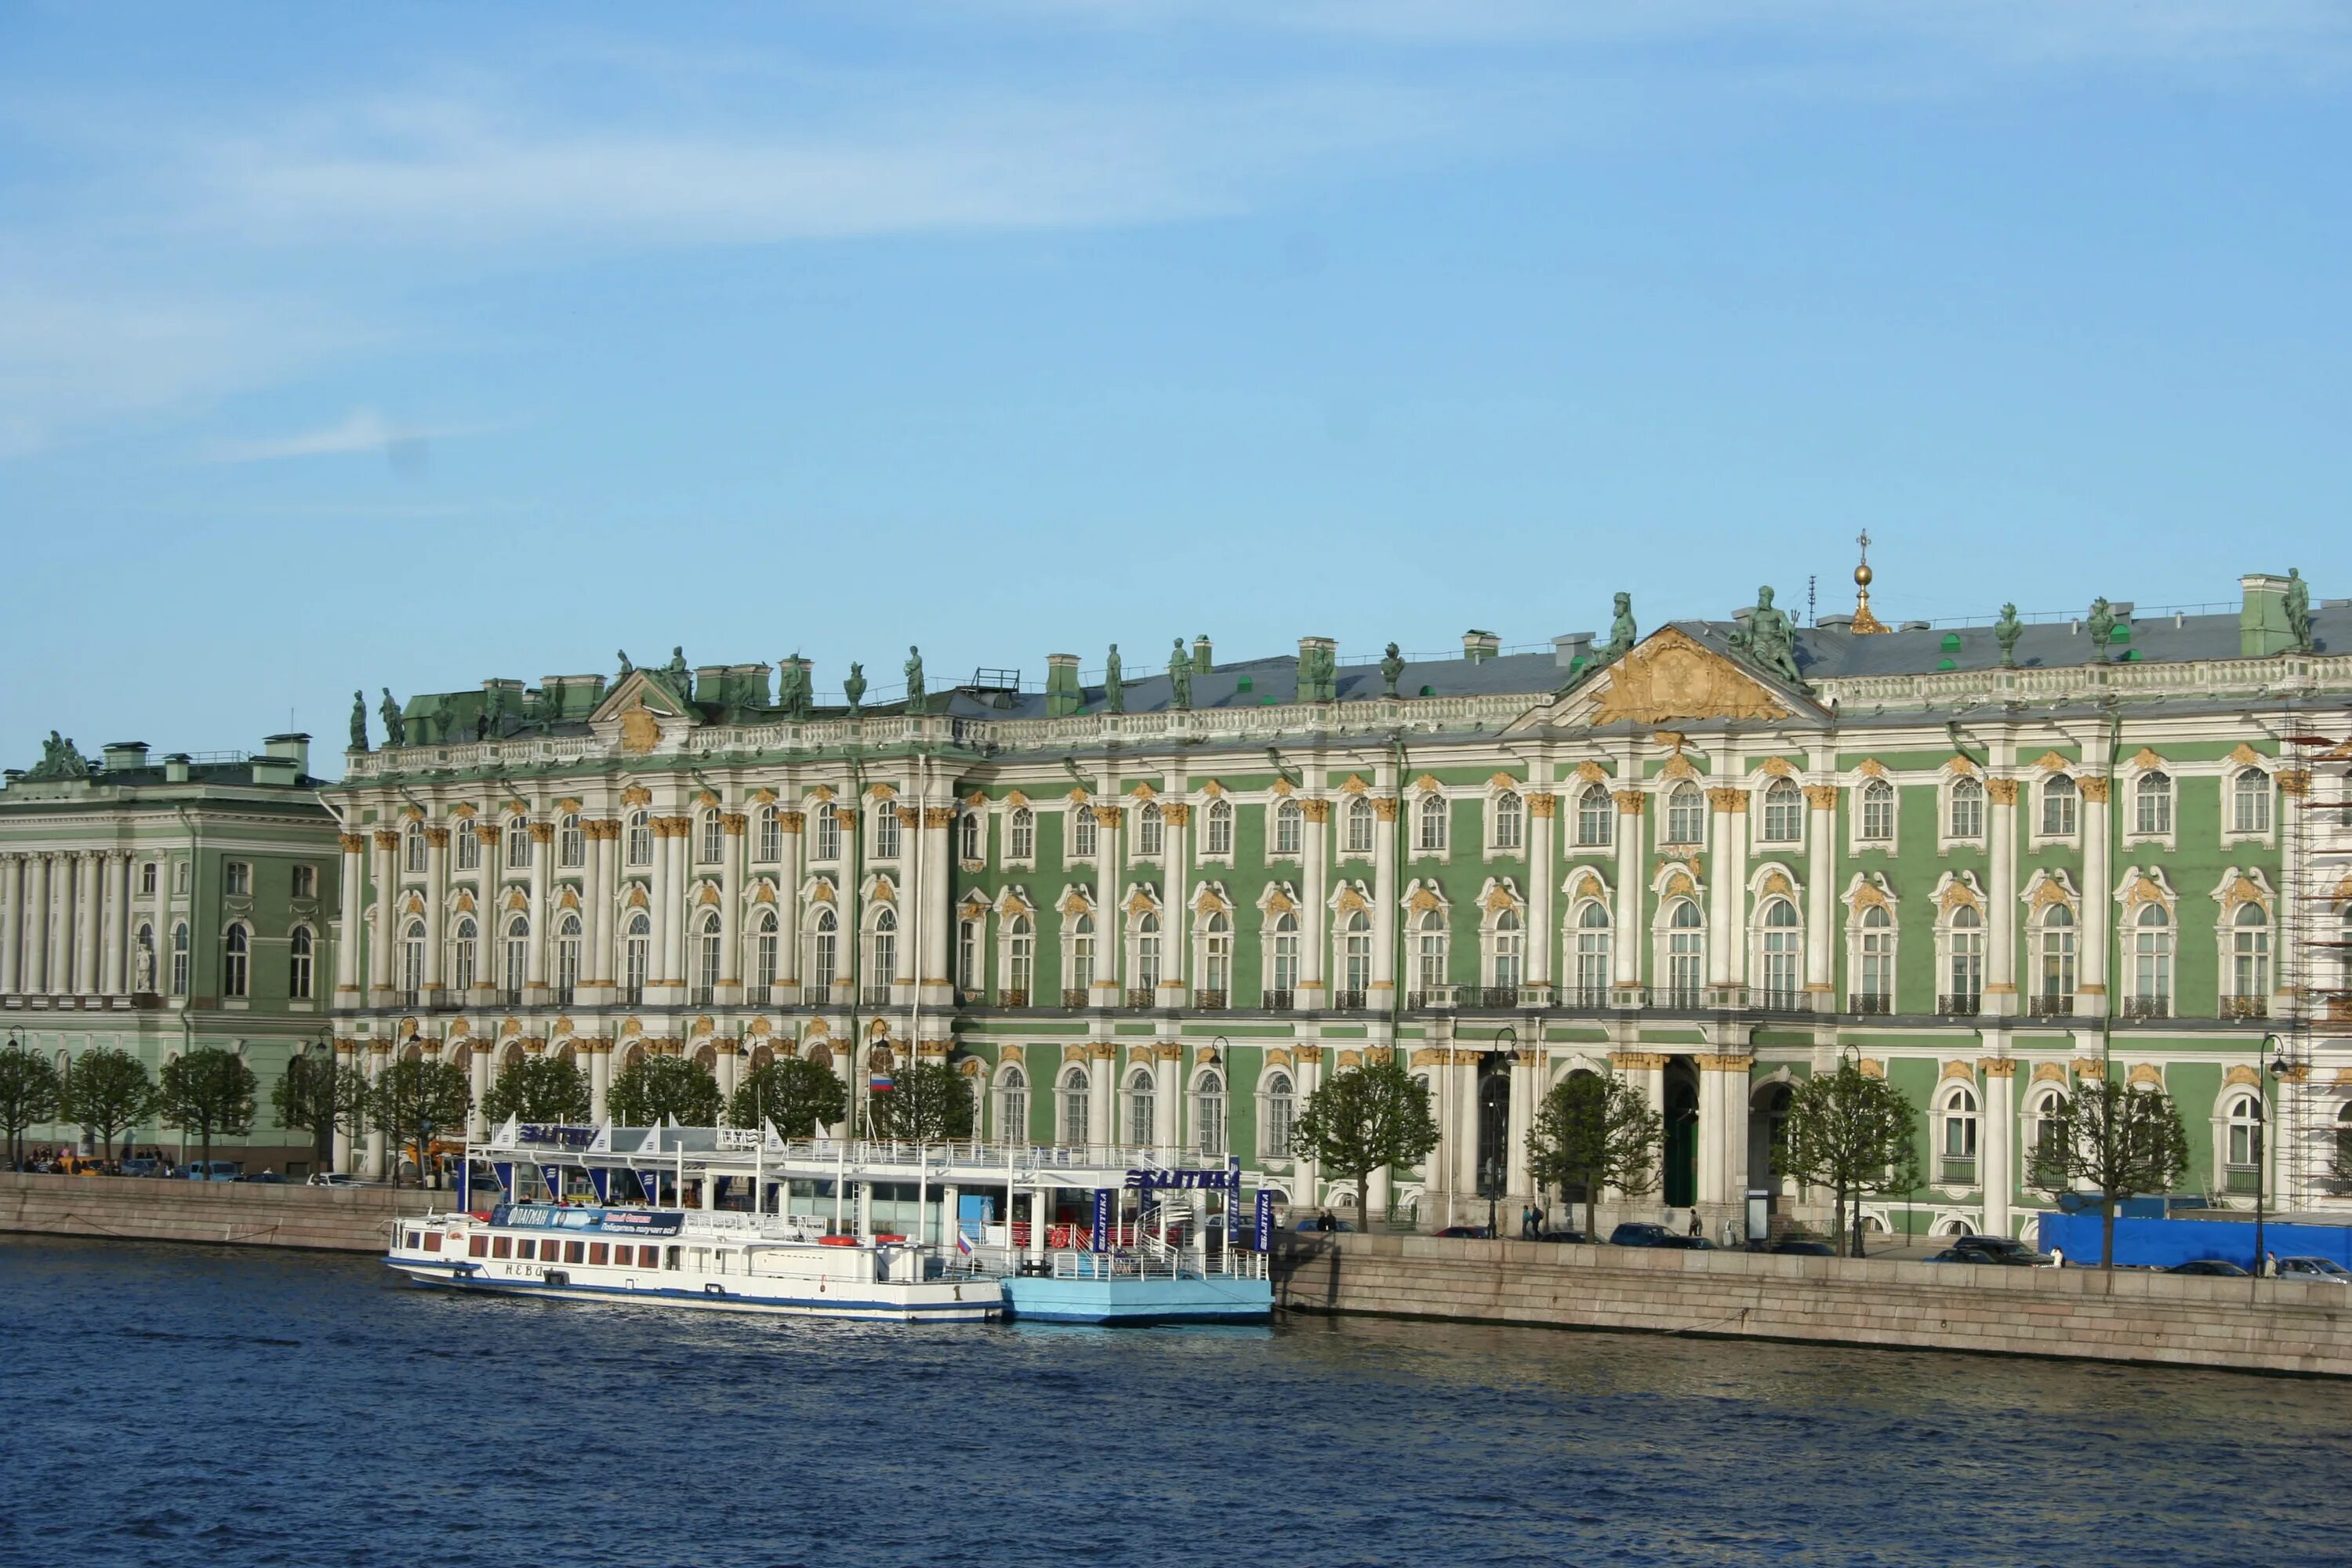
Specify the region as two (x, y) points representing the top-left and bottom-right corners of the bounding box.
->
(1273, 1232), (2352, 1378)
(0, 1172), (437, 1254)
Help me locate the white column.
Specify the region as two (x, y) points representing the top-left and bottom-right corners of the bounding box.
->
(0, 855), (20, 993)
(362, 1043), (389, 1180)
(332, 1039), (357, 1174)
(1300, 794), (1329, 1005)
(423, 829), (449, 993)
(1718, 789), (1750, 1002)
(920, 801), (953, 1007)
(1805, 783), (1838, 1010)
(777, 811), (806, 1000)
(1505, 1046), (1534, 1200)
(1160, 803), (1190, 1004)
(1090, 1046), (1114, 1150)
(586, 819), (615, 1000)
(1697, 1051), (1748, 1211)
(1371, 794), (1399, 1003)
(74, 852), (102, 994)
(1706, 789), (1737, 990)
(1526, 791), (1554, 1000)
(25, 854), (51, 994)
(470, 1040), (492, 1141)
(1613, 793), (1644, 997)
(369, 830), (400, 1000)
(651, 816), (680, 1000)
(1155, 1043), (1180, 1154)
(1983, 1054), (2015, 1236)
(525, 822), (552, 996)
(1091, 800), (1121, 1007)
(589, 1040), (612, 1123)
(335, 834), (365, 1000)
(2080, 775), (2111, 1014)
(1986, 771), (2019, 1015)
(103, 852), (130, 995)
(718, 812), (746, 1000)
(45, 852), (67, 993)
(1613, 1050), (1667, 1212)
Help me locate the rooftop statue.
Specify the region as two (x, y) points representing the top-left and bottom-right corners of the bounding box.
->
(1598, 593), (1636, 663)
(2087, 598), (2116, 662)
(844, 662), (866, 714)
(905, 646), (926, 714)
(349, 691), (369, 753)
(1170, 638), (1192, 710)
(664, 646), (691, 699)
(1105, 644), (1124, 713)
(1994, 604), (2023, 668)
(2287, 568), (2313, 652)
(1745, 585), (1802, 682)
(616, 648), (633, 678)
(27, 731), (92, 782)
(379, 688), (405, 748)
(778, 655), (811, 720)
(1380, 642), (1406, 698)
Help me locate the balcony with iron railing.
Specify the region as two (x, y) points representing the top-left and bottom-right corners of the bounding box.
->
(1659, 985), (1701, 1010)
(1126, 987), (1156, 1010)
(1475, 985), (1523, 1009)
(2224, 1166), (2260, 1195)
(690, 985), (713, 1007)
(2122, 995), (2170, 1020)
(2222, 995), (2269, 1020)
(862, 984), (894, 1007)
(1939, 1156), (1977, 1186)
(2026, 992), (2071, 1017)
(1939, 993), (1982, 1018)
(1566, 985), (1613, 1010)
(1000, 988), (1029, 1007)
(746, 984), (771, 1006)
(1062, 987), (1091, 1010)
(620, 984), (644, 1006)
(1849, 993), (1892, 1016)
(1261, 989), (1294, 1011)
(1330, 989), (1368, 1011)
(1192, 989), (1229, 1011)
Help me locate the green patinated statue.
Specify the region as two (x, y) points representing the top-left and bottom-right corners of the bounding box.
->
(350, 691), (368, 752)
(379, 688), (405, 748)
(1746, 586), (1802, 681)
(1994, 604), (2023, 668)
(1105, 644), (1125, 713)
(2087, 598), (2115, 662)
(1380, 642), (1405, 698)
(2287, 568), (2313, 652)
(844, 662), (866, 714)
(616, 648), (633, 679)
(905, 646), (926, 713)
(1170, 638), (1192, 710)
(1599, 593), (1636, 662)
(664, 646), (691, 698)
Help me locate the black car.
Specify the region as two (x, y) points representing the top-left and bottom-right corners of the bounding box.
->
(2167, 1258), (2250, 1277)
(1434, 1225), (1493, 1239)
(1533, 1229), (1587, 1244)
(1765, 1239), (1835, 1256)
(1947, 1236), (2051, 1266)
(1609, 1223), (1709, 1250)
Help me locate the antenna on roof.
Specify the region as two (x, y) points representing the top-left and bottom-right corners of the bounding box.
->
(1806, 575), (1817, 628)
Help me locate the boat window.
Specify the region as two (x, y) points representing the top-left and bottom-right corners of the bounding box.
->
(589, 1243), (608, 1265)
(517, 1240), (535, 1261)
(492, 1236), (513, 1259)
(665, 1247), (681, 1270)
(469, 1235), (488, 1258)
(563, 1240), (583, 1264)
(405, 1231), (421, 1249)
(423, 1232), (442, 1252)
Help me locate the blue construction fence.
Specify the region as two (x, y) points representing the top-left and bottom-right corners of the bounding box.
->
(2034, 1210), (2352, 1270)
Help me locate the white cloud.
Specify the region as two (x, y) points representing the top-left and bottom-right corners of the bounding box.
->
(205, 408), (498, 464)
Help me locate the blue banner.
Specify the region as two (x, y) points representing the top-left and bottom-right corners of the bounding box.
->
(454, 1160), (470, 1213)
(1091, 1188), (1112, 1252)
(539, 1164), (564, 1200)
(637, 1169), (661, 1205)
(1124, 1167), (1240, 1192)
(492, 1161), (515, 1196)
(1254, 1189), (1273, 1252)
(588, 1168), (611, 1204)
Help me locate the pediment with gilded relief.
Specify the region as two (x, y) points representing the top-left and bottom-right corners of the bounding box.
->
(588, 670), (704, 756)
(1509, 627), (1817, 732)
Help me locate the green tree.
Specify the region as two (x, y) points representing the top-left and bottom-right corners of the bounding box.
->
(607, 1054), (722, 1128)
(159, 1047), (260, 1174)
(1776, 1059), (1922, 1258)
(0, 1041), (63, 1170)
(369, 1058), (473, 1189)
(270, 1049), (365, 1169)
(728, 1056), (846, 1138)
(1526, 1070), (1663, 1242)
(2030, 1074), (2190, 1270)
(867, 1062), (975, 1143)
(481, 1054), (591, 1127)
(1288, 1058), (1440, 1232)
(61, 1047), (158, 1166)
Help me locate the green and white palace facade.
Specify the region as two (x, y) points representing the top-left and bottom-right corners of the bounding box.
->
(2, 733), (341, 1169)
(315, 567), (2352, 1238)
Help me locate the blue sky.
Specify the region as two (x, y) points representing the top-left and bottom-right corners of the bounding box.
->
(2, 2), (2347, 771)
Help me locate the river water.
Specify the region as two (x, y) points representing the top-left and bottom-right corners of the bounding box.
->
(2, 1236), (2340, 1567)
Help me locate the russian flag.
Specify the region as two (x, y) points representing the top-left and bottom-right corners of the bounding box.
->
(955, 1227), (975, 1256)
(869, 1073), (895, 1092)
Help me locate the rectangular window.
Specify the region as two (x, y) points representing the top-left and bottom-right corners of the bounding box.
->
(814, 812), (842, 862)
(469, 1235), (488, 1258)
(1069, 809), (1097, 860)
(565, 1240), (586, 1264)
(292, 865), (317, 898)
(589, 1243), (609, 1265)
(457, 831), (481, 871)
(224, 861), (250, 896)
(174, 861), (189, 895)
(515, 1239), (535, 1260)
(140, 862), (158, 895)
(492, 1236), (513, 1259)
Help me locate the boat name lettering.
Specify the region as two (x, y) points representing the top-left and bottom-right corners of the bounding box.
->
(1123, 1169), (1237, 1191)
(519, 1125), (599, 1149)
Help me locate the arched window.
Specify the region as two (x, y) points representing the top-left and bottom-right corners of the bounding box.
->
(1345, 797), (1377, 856)
(1069, 913), (1095, 997)
(996, 1064), (1029, 1146)
(956, 809), (981, 862)
(1491, 791), (1523, 851)
(751, 910), (779, 996)
(1135, 912), (1163, 992)
(1416, 793), (1448, 852)
(1760, 898), (1799, 1008)
(1264, 1071), (1296, 1158)
(1938, 1084), (1980, 1181)
(1577, 785), (1613, 848)
(1058, 1065), (1091, 1146)
(456, 825), (481, 871)
(1192, 1069), (1227, 1157)
(2041, 775), (2079, 838)
(877, 803), (908, 861)
(1947, 777), (1984, 840)
(453, 916), (478, 993)
(626, 810), (652, 866)
(808, 907), (839, 993)
(506, 817), (532, 867)
(1125, 1068), (1156, 1147)
(224, 923), (252, 997)
(871, 906), (898, 988)
(289, 926), (314, 1000)
(1201, 911), (1232, 1000)
(696, 910), (722, 999)
(2024, 1087), (2064, 1171)
(556, 912), (583, 1001)
(1268, 911), (1299, 999)
(396, 919), (423, 999)
(2136, 771), (2172, 836)
(813, 807), (842, 862)
(1274, 798), (1304, 857)
(1206, 799), (1235, 856)
(1007, 807), (1035, 861)
(2234, 768), (2272, 834)
(2225, 1094), (2263, 1191)
(1490, 908), (1523, 992)
(1573, 902), (1611, 1006)
(1857, 905), (1894, 1009)
(1947, 906), (1984, 1011)
(169, 923), (190, 995)
(756, 805), (782, 864)
(2131, 903), (2172, 1014)
(1004, 914), (1033, 1002)
(1138, 802), (1164, 857)
(1666, 900), (1702, 1006)
(1859, 779), (1895, 842)
(2231, 902), (2270, 1004)
(957, 916), (981, 993)
(503, 915), (529, 996)
(2038, 904), (2076, 1006)
(559, 812), (584, 868)
(1340, 909), (1372, 1000)
(623, 911), (651, 998)
(1414, 909), (1448, 994)
(1664, 783), (1704, 845)
(404, 823), (427, 873)
(1068, 806), (1096, 860)
(1762, 778), (1803, 843)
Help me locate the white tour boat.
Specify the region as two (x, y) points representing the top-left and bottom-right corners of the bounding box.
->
(386, 1202), (1002, 1323)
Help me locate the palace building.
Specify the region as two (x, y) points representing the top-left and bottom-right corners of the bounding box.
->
(1, 733), (342, 1169)
(318, 561), (2350, 1239)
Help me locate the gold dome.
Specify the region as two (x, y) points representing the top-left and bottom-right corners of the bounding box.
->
(1855, 563), (1874, 588)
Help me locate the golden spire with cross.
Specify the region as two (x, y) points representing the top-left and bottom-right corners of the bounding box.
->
(1849, 529), (1889, 634)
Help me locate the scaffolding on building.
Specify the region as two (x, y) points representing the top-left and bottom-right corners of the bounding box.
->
(2285, 717), (2352, 1209)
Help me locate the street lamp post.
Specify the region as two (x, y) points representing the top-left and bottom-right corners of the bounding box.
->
(1840, 1040), (1867, 1259)
(1487, 1026), (1517, 1238)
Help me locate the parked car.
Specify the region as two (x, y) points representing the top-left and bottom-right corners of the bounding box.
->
(1435, 1225), (1492, 1239)
(1608, 1223), (1709, 1249)
(1946, 1236), (2052, 1267)
(307, 1171), (364, 1188)
(1533, 1230), (1587, 1244)
(1926, 1247), (1995, 1264)
(180, 1160), (241, 1181)
(235, 1171), (289, 1184)
(2166, 1259), (2250, 1277)
(1291, 1215), (1353, 1233)
(2275, 1257), (2350, 1284)
(117, 1157), (170, 1178)
(1764, 1239), (1835, 1257)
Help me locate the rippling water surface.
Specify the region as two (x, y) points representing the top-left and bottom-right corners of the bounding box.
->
(3, 1236), (2343, 1567)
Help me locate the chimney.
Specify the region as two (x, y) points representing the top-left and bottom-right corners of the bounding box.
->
(102, 741), (151, 772)
(1550, 633), (1594, 672)
(2241, 574), (2294, 657)
(539, 674), (607, 719)
(1046, 653), (1084, 718)
(162, 753), (191, 783)
(1461, 629), (1500, 664)
(249, 753), (299, 787)
(1192, 634), (1214, 673)
(263, 733), (310, 775)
